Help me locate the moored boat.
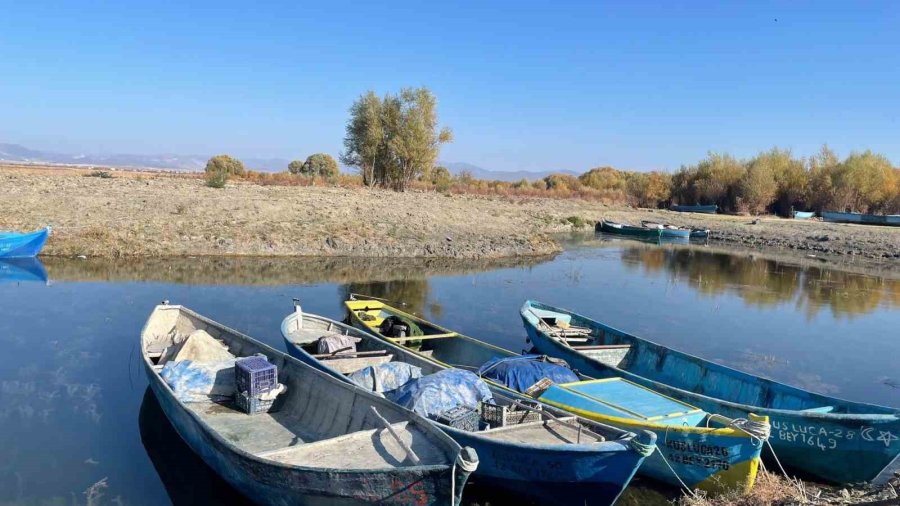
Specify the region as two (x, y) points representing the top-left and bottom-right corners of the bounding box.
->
(822, 211), (900, 227)
(142, 303), (476, 505)
(520, 300), (900, 485)
(340, 298), (766, 496)
(641, 221), (710, 240)
(283, 303), (654, 505)
(0, 226), (51, 258)
(671, 204), (718, 214)
(597, 220), (663, 240)
(792, 211), (815, 220)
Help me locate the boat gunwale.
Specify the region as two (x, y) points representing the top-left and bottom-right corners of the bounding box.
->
(142, 303), (459, 476)
(284, 309), (646, 454)
(343, 300), (761, 438)
(521, 300), (900, 422)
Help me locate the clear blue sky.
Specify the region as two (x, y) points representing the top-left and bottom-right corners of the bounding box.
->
(1, 1), (898, 172)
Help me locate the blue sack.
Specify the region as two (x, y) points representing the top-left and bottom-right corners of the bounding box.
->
(477, 355), (578, 393)
(347, 362), (422, 393)
(387, 369), (493, 419)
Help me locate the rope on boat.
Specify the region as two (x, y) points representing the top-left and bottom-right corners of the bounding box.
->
(452, 448), (479, 506)
(628, 437), (656, 457)
(705, 414), (771, 448)
(654, 444), (697, 498)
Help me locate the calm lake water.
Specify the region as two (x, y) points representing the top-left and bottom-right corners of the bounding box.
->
(1, 238), (898, 505)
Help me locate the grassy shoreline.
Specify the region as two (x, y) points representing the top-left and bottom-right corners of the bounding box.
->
(2, 165), (899, 265)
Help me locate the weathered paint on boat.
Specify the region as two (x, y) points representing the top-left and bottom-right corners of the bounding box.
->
(521, 300), (900, 485)
(0, 258), (47, 283)
(0, 227), (50, 258)
(597, 220), (663, 240)
(792, 211), (815, 220)
(822, 211), (900, 227)
(143, 304), (474, 505)
(282, 307), (652, 505)
(340, 300), (765, 496)
(671, 204), (718, 214)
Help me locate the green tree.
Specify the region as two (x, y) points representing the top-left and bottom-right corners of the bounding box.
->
(387, 87), (453, 191)
(341, 91), (383, 186)
(287, 160), (304, 175)
(205, 154), (245, 177)
(299, 153), (340, 179)
(430, 166), (452, 192)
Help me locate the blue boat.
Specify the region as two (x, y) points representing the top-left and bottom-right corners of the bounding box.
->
(792, 211), (815, 220)
(822, 211), (900, 227)
(143, 303), (476, 505)
(671, 204), (718, 214)
(520, 300), (900, 485)
(283, 304), (655, 506)
(0, 227), (51, 258)
(338, 299), (769, 497)
(0, 258), (48, 283)
(641, 221), (710, 240)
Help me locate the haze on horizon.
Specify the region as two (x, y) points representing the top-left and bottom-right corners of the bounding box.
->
(1, 1), (898, 173)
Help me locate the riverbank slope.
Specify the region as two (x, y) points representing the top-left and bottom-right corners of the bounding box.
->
(2, 165), (899, 263)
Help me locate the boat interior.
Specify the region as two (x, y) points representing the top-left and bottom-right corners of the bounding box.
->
(526, 302), (896, 415)
(142, 305), (453, 470)
(285, 310), (632, 446)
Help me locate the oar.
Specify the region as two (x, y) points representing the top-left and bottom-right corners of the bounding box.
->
(369, 407), (421, 465)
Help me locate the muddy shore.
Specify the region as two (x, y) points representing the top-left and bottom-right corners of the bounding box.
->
(2, 165), (899, 265)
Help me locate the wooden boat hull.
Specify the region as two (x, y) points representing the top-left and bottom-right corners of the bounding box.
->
(284, 309), (651, 505)
(338, 301), (765, 496)
(0, 227), (50, 258)
(792, 211), (815, 220)
(671, 205), (718, 214)
(822, 211), (900, 227)
(521, 301), (900, 484)
(597, 220), (663, 240)
(0, 258), (47, 283)
(144, 305), (471, 505)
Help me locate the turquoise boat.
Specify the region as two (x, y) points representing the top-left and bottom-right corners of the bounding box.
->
(341, 299), (767, 496)
(597, 220), (662, 240)
(671, 204), (718, 214)
(822, 211), (900, 227)
(792, 211), (815, 220)
(142, 303), (476, 505)
(641, 221), (710, 240)
(0, 226), (50, 258)
(283, 303), (655, 505)
(520, 300), (900, 485)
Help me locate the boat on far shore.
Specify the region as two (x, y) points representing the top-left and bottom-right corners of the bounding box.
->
(597, 220), (662, 240)
(670, 204), (718, 214)
(640, 221), (710, 240)
(792, 211), (815, 220)
(822, 211), (900, 227)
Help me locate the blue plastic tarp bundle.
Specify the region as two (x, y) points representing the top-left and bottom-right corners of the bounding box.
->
(347, 362), (422, 393)
(161, 359), (236, 403)
(387, 369), (493, 419)
(477, 355), (578, 393)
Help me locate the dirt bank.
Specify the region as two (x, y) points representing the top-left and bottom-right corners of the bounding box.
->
(2, 165), (899, 263)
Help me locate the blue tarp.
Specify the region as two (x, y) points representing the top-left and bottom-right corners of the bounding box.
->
(477, 355), (578, 393)
(161, 359), (236, 403)
(347, 362), (422, 393)
(387, 369), (493, 419)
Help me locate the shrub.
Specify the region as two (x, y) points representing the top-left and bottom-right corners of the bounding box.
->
(430, 166), (452, 192)
(565, 216), (587, 228)
(294, 153), (339, 179)
(205, 170), (228, 188)
(205, 154), (245, 177)
(85, 170), (113, 178)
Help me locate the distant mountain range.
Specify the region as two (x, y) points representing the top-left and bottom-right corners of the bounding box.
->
(0, 142), (578, 180)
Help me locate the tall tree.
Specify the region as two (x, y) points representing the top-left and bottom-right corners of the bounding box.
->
(341, 91), (383, 186)
(387, 88), (453, 191)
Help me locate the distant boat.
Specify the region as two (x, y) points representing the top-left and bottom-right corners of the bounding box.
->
(822, 211), (900, 227)
(520, 300), (900, 485)
(0, 258), (48, 283)
(640, 221), (710, 240)
(339, 298), (768, 497)
(142, 303), (475, 505)
(792, 211), (815, 220)
(286, 302), (654, 505)
(0, 226), (51, 258)
(597, 220), (662, 240)
(671, 204), (718, 214)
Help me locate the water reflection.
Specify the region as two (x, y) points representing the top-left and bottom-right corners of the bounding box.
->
(0, 257), (47, 283)
(620, 245), (899, 318)
(139, 389), (253, 506)
(41, 255), (554, 286)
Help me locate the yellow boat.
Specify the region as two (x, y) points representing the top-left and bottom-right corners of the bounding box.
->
(345, 298), (768, 495)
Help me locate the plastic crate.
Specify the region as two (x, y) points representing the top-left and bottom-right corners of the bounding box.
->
(235, 356), (277, 396)
(481, 401), (542, 427)
(435, 406), (479, 432)
(235, 391), (275, 415)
